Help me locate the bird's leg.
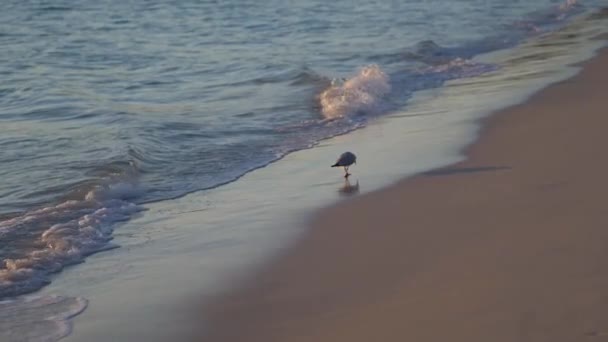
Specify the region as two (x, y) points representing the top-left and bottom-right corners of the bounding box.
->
(344, 166), (350, 178)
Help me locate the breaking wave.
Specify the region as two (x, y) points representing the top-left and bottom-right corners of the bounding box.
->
(318, 65), (391, 119)
(315, 55), (496, 123)
(0, 182), (144, 299)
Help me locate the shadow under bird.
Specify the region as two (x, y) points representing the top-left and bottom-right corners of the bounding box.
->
(331, 151), (357, 178)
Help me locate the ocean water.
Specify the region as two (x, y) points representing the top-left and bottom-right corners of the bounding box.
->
(0, 0), (605, 320)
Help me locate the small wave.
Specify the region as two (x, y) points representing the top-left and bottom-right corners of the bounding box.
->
(421, 57), (499, 77)
(85, 181), (143, 201)
(370, 39), (501, 71)
(0, 295), (87, 342)
(514, 0), (583, 32)
(289, 69), (329, 87)
(559, 0), (579, 12)
(587, 7), (608, 20)
(318, 65), (391, 119)
(0, 182), (143, 299)
(404, 40), (454, 65)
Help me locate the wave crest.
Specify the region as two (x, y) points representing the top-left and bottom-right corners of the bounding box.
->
(318, 64), (391, 119)
(0, 182), (143, 299)
(421, 57), (498, 77)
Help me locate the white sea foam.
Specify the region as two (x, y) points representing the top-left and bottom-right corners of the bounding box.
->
(0, 182), (144, 298)
(318, 64), (391, 119)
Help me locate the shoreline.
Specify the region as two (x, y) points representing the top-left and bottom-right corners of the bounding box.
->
(44, 11), (608, 341)
(198, 45), (608, 341)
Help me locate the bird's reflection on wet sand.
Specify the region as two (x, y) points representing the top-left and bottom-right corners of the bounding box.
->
(338, 178), (360, 196)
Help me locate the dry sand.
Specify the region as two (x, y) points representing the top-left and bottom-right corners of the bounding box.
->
(198, 48), (608, 341)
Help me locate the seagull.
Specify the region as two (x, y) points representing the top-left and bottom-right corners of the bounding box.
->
(331, 151), (357, 178)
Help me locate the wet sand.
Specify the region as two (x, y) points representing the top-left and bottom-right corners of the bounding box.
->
(199, 47), (608, 341)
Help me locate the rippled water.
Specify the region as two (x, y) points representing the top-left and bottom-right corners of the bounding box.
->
(0, 295), (87, 341)
(0, 0), (603, 300)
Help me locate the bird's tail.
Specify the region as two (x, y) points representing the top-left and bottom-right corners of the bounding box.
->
(331, 163), (339, 167)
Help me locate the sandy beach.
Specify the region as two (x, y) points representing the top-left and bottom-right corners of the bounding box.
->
(198, 46), (608, 342)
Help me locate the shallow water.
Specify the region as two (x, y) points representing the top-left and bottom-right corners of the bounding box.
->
(0, 295), (87, 342)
